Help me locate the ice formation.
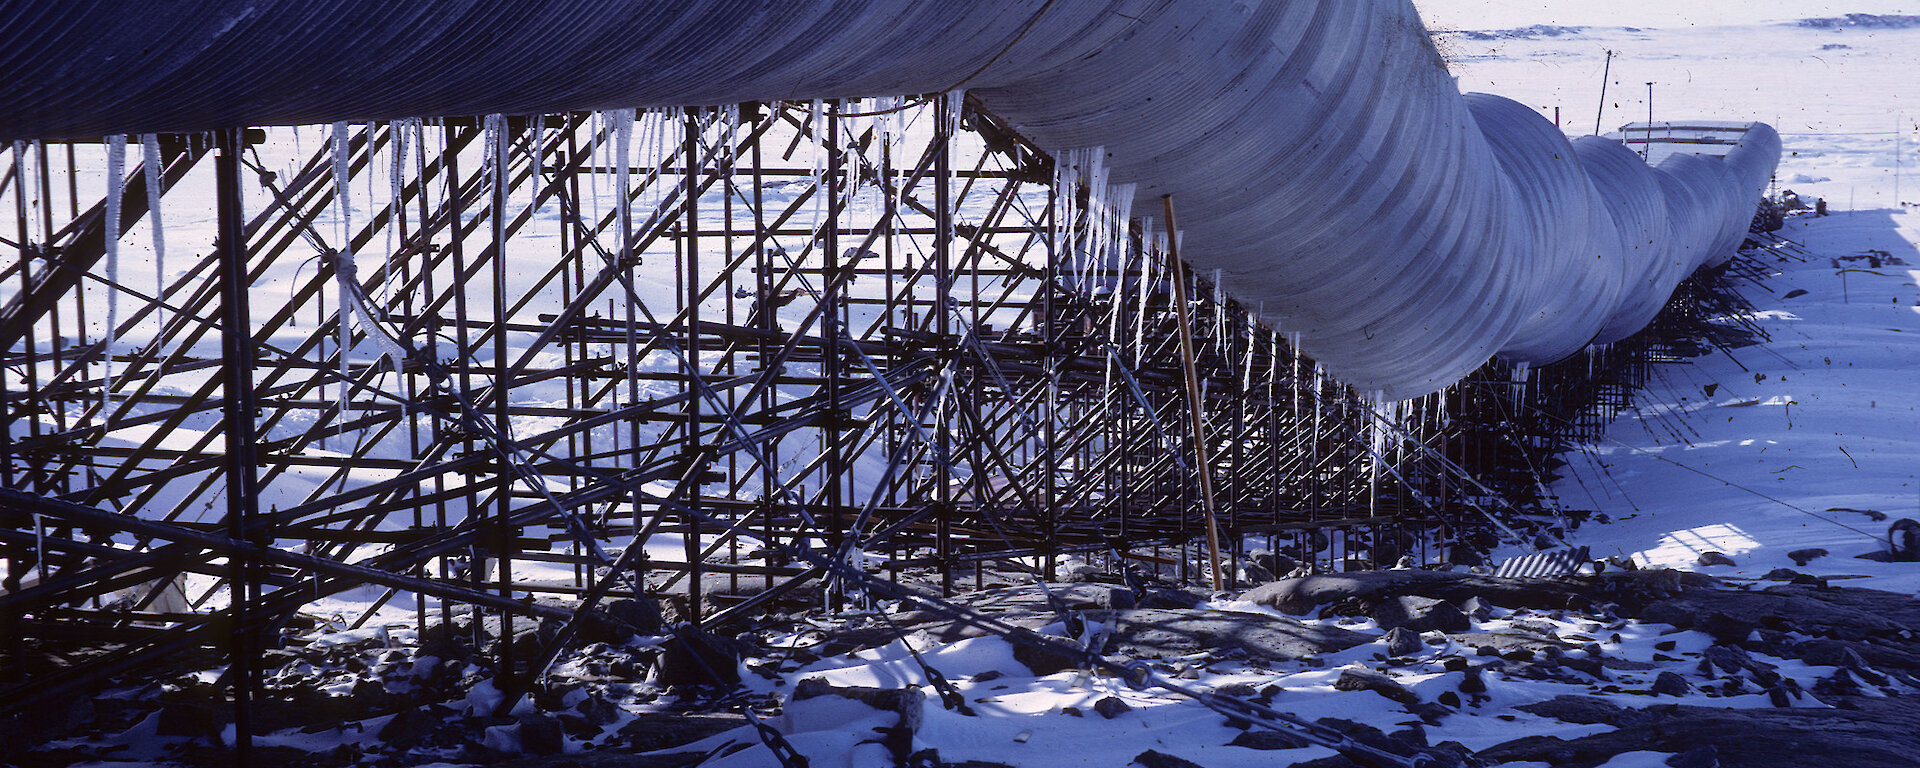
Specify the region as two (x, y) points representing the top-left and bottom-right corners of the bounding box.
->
(0, 0), (1780, 397)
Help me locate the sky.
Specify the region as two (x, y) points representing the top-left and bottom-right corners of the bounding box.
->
(1414, 0), (1918, 29)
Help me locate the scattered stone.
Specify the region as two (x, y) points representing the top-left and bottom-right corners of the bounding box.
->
(1132, 748), (1208, 768)
(1487, 698), (1920, 768)
(1250, 551), (1299, 579)
(1243, 569), (1709, 618)
(1237, 559), (1276, 585)
(576, 691), (620, 726)
(1227, 729), (1312, 750)
(516, 711), (565, 756)
(1062, 560), (1104, 582)
(1459, 596), (1493, 622)
(378, 704), (455, 750)
(1514, 695), (1625, 725)
(1788, 548), (1830, 567)
(792, 677), (926, 736)
(1371, 596), (1471, 634)
(1892, 519), (1920, 562)
(1212, 682), (1259, 698)
(1382, 627), (1423, 658)
(1696, 552), (1737, 567)
(1458, 667), (1487, 695)
(1371, 725), (1419, 753)
(1653, 671), (1692, 696)
(615, 711), (746, 752)
(1667, 745), (1721, 768)
(1093, 696), (1132, 719)
(1697, 611), (1758, 643)
(1436, 691), (1461, 708)
(1761, 568), (1805, 581)
(1010, 641), (1078, 677)
(1334, 667), (1420, 706)
(1066, 608), (1369, 666)
(594, 597), (666, 641)
(657, 624), (746, 688)
(1137, 588), (1204, 610)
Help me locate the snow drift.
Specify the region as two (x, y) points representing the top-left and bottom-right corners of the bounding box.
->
(0, 0), (1778, 397)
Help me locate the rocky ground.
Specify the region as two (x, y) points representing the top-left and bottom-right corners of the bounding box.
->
(10, 560), (1920, 768)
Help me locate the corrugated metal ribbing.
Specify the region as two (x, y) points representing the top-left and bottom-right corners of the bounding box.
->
(0, 0), (1778, 396)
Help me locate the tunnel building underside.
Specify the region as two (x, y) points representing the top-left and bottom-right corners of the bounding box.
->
(0, 0), (1782, 747)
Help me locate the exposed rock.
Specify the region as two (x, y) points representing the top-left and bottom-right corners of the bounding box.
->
(515, 711), (565, 756)
(1072, 608), (1370, 665)
(594, 597), (666, 641)
(1458, 667), (1487, 695)
(657, 624), (746, 688)
(792, 677), (926, 735)
(890, 583), (1139, 644)
(1250, 550), (1299, 579)
(1761, 568), (1805, 581)
(1514, 695), (1625, 725)
(1093, 696), (1132, 719)
(1789, 548), (1830, 566)
(615, 711), (745, 752)
(1371, 596), (1471, 633)
(1696, 551), (1736, 567)
(1334, 667), (1419, 706)
(793, 678), (924, 763)
(1132, 748), (1209, 768)
(1227, 729), (1313, 750)
(1136, 588), (1206, 610)
(1241, 569), (1710, 617)
(1382, 626), (1423, 657)
(1653, 671), (1693, 696)
(1485, 697), (1920, 767)
(1459, 596), (1493, 621)
(1641, 584), (1919, 645)
(1667, 745), (1721, 768)
(1010, 640), (1080, 677)
(1697, 611), (1758, 643)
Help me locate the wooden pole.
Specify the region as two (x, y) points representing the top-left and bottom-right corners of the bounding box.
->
(1161, 195), (1225, 590)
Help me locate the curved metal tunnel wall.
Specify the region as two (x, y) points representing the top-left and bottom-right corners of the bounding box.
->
(0, 0), (1780, 397)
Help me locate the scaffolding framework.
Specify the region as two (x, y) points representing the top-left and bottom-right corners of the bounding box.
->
(0, 98), (1758, 737)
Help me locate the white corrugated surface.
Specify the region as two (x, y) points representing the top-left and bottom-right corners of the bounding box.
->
(0, 0), (1780, 397)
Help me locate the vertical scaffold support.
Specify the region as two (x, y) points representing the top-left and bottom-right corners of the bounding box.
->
(215, 126), (259, 766)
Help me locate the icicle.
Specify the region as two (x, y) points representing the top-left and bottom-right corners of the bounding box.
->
(810, 99), (826, 264)
(611, 108), (635, 262)
(586, 112), (603, 236)
(386, 119), (409, 310)
(102, 135), (126, 416)
(943, 90), (965, 137)
(528, 114), (545, 226)
(329, 121), (353, 450)
(1109, 182), (1136, 294)
(1212, 268), (1227, 351)
(140, 134), (166, 333)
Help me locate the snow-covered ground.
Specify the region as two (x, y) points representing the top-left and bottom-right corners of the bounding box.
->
(1416, 2), (1920, 594)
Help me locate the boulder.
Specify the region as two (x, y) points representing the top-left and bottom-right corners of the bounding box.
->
(1371, 596), (1471, 633)
(1333, 667), (1419, 706)
(1382, 627), (1424, 658)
